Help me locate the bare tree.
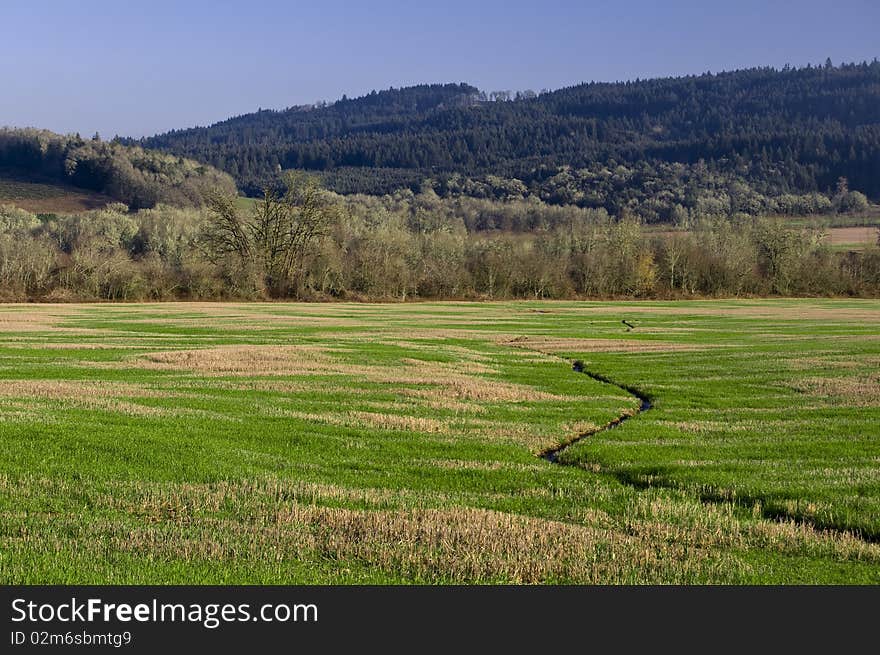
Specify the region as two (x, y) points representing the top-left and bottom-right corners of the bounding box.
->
(201, 172), (339, 297)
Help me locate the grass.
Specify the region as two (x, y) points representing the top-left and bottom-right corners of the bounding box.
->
(645, 211), (880, 250)
(0, 176), (112, 213)
(0, 300), (878, 584)
(235, 196), (260, 212)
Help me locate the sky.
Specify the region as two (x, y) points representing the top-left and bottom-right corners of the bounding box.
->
(3, 0), (879, 138)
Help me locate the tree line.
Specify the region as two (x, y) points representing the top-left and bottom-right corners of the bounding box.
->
(1, 176), (877, 302)
(140, 62), (880, 220)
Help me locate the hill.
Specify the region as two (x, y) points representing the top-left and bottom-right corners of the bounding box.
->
(0, 129), (237, 210)
(140, 62), (880, 222)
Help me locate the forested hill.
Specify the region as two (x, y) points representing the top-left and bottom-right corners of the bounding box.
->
(0, 129), (236, 210)
(141, 63), (880, 220)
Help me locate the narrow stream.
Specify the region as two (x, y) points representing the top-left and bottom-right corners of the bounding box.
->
(539, 359), (652, 464)
(529, 352), (878, 543)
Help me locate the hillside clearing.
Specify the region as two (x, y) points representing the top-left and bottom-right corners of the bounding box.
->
(0, 176), (113, 213)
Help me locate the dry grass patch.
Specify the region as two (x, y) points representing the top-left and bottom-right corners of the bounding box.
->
(613, 303), (880, 320)
(785, 356), (871, 370)
(346, 411), (446, 434)
(120, 313), (361, 330)
(136, 345), (334, 375)
(381, 328), (506, 341)
(625, 495), (880, 562)
(0, 307), (76, 333)
(91, 478), (426, 512)
(398, 389), (488, 414)
(191, 379), (312, 393)
(133, 342), (566, 409)
(0, 380), (175, 400)
(420, 458), (544, 472)
(0, 306), (120, 336)
(0, 397), (222, 420)
(457, 418), (574, 452)
(0, 380), (219, 420)
(279, 409), (447, 434)
(665, 420), (754, 433)
(824, 226), (879, 246)
(0, 180), (113, 213)
(5, 342), (149, 350)
(563, 420), (602, 435)
(5, 476), (876, 583)
(504, 336), (707, 353)
(272, 505), (738, 583)
(399, 358), (498, 375)
(395, 375), (564, 402)
(791, 375), (880, 404)
(6, 501), (738, 583)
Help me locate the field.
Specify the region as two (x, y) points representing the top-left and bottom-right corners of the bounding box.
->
(0, 176), (112, 213)
(648, 212), (880, 251)
(825, 226), (879, 250)
(0, 300), (878, 584)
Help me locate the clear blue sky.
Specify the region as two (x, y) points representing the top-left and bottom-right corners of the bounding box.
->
(3, 0), (878, 138)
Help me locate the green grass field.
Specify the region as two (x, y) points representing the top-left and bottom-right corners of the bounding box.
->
(0, 301), (878, 584)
